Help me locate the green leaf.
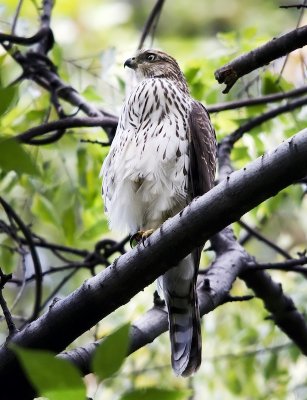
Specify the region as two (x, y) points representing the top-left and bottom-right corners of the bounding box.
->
(120, 388), (190, 400)
(92, 322), (130, 381)
(82, 85), (103, 101)
(31, 193), (60, 226)
(0, 136), (40, 175)
(264, 352), (278, 379)
(0, 86), (18, 117)
(77, 148), (87, 186)
(78, 218), (109, 241)
(12, 346), (86, 400)
(62, 203), (77, 244)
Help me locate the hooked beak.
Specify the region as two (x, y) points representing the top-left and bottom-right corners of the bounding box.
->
(124, 57), (137, 69)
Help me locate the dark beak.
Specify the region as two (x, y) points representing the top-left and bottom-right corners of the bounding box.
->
(124, 57), (137, 69)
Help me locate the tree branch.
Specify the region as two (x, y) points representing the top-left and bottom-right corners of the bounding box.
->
(249, 257), (307, 276)
(238, 220), (291, 259)
(241, 266), (307, 353)
(16, 116), (117, 145)
(0, 198), (43, 323)
(206, 85), (307, 113)
(218, 96), (307, 179)
(0, 269), (17, 337)
(214, 25), (307, 93)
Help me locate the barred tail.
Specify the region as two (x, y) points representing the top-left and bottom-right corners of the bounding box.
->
(158, 254), (202, 377)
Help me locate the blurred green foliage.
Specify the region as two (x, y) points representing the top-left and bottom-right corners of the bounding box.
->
(0, 1), (307, 400)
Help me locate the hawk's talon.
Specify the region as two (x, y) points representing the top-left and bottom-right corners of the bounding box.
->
(130, 229), (154, 248)
(130, 232), (141, 248)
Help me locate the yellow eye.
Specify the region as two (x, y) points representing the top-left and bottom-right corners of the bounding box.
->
(146, 54), (156, 61)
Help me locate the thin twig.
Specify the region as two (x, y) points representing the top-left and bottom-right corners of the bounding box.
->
(276, 0), (307, 84)
(280, 4), (307, 10)
(222, 294), (255, 304)
(11, 0), (24, 36)
(238, 220), (292, 259)
(207, 85), (307, 113)
(80, 138), (110, 146)
(0, 268), (17, 336)
(228, 96), (307, 145)
(248, 257), (307, 276)
(40, 269), (78, 312)
(0, 198), (43, 323)
(137, 0), (166, 50)
(16, 116), (117, 144)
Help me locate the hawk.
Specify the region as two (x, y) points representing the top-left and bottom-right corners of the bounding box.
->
(101, 49), (216, 376)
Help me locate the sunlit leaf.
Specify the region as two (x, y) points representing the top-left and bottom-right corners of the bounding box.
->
(62, 202), (77, 244)
(78, 218), (108, 241)
(12, 346), (86, 400)
(82, 85), (103, 101)
(0, 86), (18, 117)
(31, 193), (60, 226)
(0, 136), (39, 175)
(92, 323), (130, 381)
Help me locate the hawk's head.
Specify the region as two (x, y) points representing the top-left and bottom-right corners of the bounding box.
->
(124, 49), (189, 93)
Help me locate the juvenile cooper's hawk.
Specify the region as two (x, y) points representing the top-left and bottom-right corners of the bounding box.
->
(101, 49), (216, 376)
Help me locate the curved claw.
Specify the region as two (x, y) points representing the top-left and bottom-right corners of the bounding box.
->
(130, 231), (142, 248)
(130, 229), (155, 248)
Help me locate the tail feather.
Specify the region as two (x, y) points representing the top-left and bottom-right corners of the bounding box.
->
(158, 254), (202, 377)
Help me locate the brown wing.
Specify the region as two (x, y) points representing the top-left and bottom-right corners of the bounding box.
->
(188, 100), (217, 199)
(188, 100), (217, 276)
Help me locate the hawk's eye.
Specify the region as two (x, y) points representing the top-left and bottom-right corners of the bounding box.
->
(146, 54), (156, 62)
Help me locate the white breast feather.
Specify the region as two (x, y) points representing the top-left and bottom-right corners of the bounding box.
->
(101, 78), (192, 234)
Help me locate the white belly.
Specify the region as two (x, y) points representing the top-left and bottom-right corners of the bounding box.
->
(101, 78), (191, 234)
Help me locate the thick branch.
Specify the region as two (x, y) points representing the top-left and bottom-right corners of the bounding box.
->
(215, 25), (307, 93)
(1, 129), (307, 397)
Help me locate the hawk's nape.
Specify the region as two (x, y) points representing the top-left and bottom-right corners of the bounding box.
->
(101, 49), (216, 376)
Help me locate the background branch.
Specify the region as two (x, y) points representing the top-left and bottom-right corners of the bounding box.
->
(214, 25), (307, 93)
(137, 0), (166, 50)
